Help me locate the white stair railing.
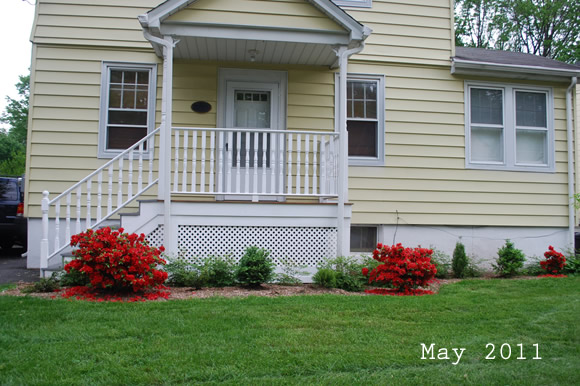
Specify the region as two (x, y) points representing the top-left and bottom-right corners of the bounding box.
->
(40, 128), (160, 272)
(171, 127), (339, 200)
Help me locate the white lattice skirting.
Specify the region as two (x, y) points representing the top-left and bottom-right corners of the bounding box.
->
(148, 224), (337, 268)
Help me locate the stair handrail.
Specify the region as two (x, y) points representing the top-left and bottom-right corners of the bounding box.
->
(40, 127), (161, 274)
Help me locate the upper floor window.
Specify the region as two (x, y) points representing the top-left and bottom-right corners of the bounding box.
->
(340, 74), (385, 166)
(333, 0), (372, 7)
(99, 62), (157, 158)
(465, 83), (554, 172)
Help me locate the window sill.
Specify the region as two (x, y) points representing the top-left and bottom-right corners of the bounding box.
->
(466, 163), (555, 173)
(349, 157), (383, 167)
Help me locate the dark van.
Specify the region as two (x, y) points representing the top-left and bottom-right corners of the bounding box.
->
(0, 177), (27, 250)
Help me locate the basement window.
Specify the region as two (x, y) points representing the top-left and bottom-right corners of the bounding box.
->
(350, 226), (378, 252)
(333, 0), (372, 8)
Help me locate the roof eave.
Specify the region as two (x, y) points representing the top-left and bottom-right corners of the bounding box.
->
(452, 58), (580, 82)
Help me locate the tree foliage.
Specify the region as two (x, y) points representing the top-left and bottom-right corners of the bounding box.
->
(0, 74), (29, 176)
(455, 0), (580, 63)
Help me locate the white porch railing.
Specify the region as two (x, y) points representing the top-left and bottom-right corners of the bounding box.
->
(40, 128), (160, 272)
(171, 127), (340, 199)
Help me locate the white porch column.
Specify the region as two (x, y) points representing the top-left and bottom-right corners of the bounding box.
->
(161, 37), (175, 253)
(335, 46), (349, 257)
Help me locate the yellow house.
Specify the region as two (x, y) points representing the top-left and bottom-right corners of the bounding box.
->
(25, 0), (579, 275)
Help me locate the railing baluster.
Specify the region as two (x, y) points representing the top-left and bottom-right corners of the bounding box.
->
(65, 193), (71, 243)
(128, 150), (134, 199)
(54, 199), (60, 253)
(270, 132), (276, 194)
(200, 130), (206, 193)
(244, 132), (250, 193)
(117, 157), (123, 208)
(218, 131), (224, 194)
(330, 136), (337, 195)
(76, 186), (82, 234)
(296, 134), (301, 195)
(253, 132), (259, 195)
(138, 142), (144, 192)
(278, 133), (284, 194)
(227, 132), (233, 193)
(312, 135), (318, 195)
(174, 129), (180, 192)
(320, 136), (327, 195)
(86, 179), (92, 228)
(287, 133), (293, 194)
(182, 130), (189, 192)
(262, 133), (267, 194)
(97, 171), (103, 223)
(236, 132), (241, 193)
(148, 136), (154, 186)
(191, 131), (198, 193)
(107, 165), (113, 214)
(209, 131), (215, 193)
(304, 134), (310, 195)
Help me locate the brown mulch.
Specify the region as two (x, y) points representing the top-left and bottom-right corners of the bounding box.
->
(1, 276), (547, 301)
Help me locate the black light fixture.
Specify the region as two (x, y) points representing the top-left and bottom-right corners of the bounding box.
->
(191, 101), (212, 113)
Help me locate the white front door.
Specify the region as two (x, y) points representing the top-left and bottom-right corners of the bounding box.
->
(223, 81), (281, 200)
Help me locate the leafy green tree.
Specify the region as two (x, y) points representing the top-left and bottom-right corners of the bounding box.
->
(455, 0), (580, 63)
(0, 74), (29, 176)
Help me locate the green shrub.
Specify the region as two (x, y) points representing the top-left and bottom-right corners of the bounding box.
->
(452, 242), (469, 278)
(563, 251), (580, 275)
(164, 258), (204, 289)
(22, 278), (60, 294)
(430, 247), (451, 279)
(236, 246), (275, 287)
(312, 268), (337, 288)
(521, 256), (545, 276)
(56, 268), (89, 287)
(316, 255), (368, 292)
(494, 239), (525, 277)
(200, 255), (237, 287)
(274, 257), (308, 285)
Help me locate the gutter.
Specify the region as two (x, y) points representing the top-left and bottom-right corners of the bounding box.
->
(566, 77), (577, 248)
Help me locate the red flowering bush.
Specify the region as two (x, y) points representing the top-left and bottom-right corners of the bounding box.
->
(540, 246), (566, 275)
(363, 243), (437, 295)
(65, 227), (168, 293)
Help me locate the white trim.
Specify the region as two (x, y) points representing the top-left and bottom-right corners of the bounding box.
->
(333, 0), (372, 8)
(98, 62), (158, 159)
(335, 73), (385, 167)
(464, 81), (555, 173)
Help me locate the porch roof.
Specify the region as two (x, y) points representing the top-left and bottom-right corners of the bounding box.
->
(138, 0), (371, 67)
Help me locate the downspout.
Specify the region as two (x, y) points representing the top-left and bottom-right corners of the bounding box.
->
(334, 34), (369, 256)
(142, 30), (176, 253)
(566, 77), (577, 248)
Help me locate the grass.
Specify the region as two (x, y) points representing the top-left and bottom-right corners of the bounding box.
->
(0, 277), (578, 385)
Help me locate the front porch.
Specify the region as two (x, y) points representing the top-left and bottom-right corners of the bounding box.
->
(36, 0), (371, 275)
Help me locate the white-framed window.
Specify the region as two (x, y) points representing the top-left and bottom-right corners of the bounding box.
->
(336, 74), (385, 166)
(333, 0), (372, 8)
(98, 62), (157, 158)
(465, 82), (554, 172)
(350, 225), (377, 252)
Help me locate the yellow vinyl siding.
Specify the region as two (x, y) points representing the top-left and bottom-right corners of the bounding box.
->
(167, 0), (344, 32)
(347, 62), (570, 227)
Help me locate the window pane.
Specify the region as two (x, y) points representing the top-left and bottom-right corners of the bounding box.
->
(350, 226), (377, 252)
(108, 88), (122, 108)
(516, 129), (547, 165)
(108, 110), (147, 126)
(107, 126), (147, 149)
(471, 126), (503, 163)
(516, 91), (547, 128)
(137, 71), (149, 85)
(110, 70), (123, 84)
(471, 88), (503, 125)
(0, 180), (18, 201)
(366, 100), (377, 119)
(347, 120), (377, 157)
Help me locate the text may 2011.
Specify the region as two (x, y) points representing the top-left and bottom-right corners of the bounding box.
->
(420, 343), (541, 365)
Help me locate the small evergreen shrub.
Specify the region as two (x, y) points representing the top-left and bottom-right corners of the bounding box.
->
(313, 268), (337, 288)
(316, 255), (369, 292)
(236, 246), (275, 287)
(200, 255), (237, 287)
(22, 277), (61, 294)
(164, 258), (204, 289)
(494, 239), (525, 277)
(452, 242), (469, 278)
(430, 247), (451, 279)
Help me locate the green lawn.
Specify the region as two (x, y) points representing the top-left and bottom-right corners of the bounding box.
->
(1, 278), (578, 385)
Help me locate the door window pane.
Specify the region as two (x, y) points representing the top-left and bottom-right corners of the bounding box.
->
(471, 126), (503, 163)
(470, 88), (503, 125)
(516, 91), (547, 128)
(516, 129), (547, 165)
